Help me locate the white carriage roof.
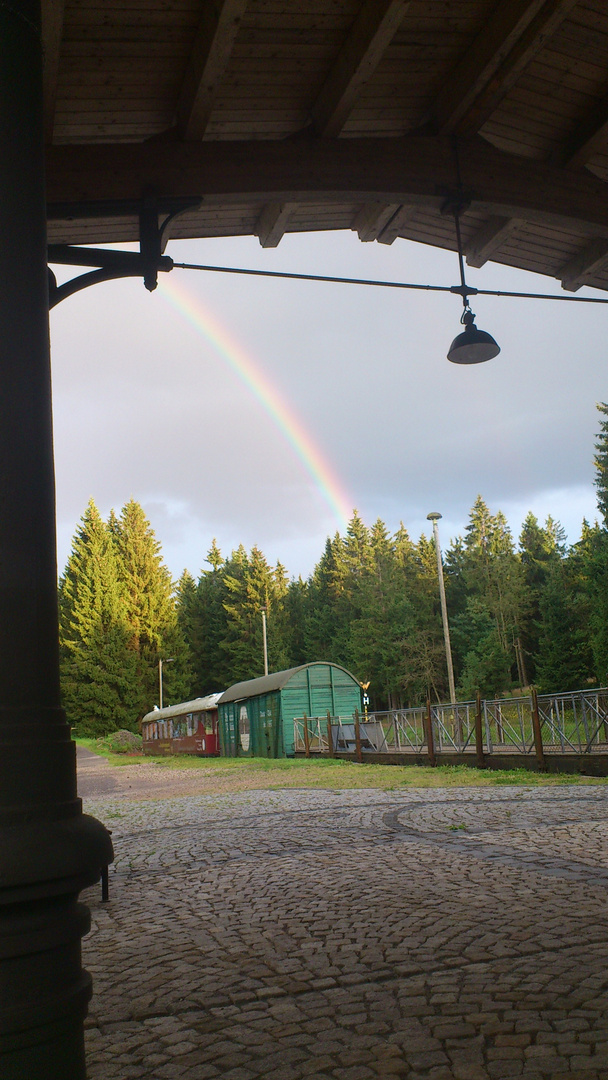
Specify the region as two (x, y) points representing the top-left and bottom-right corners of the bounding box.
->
(142, 693), (223, 724)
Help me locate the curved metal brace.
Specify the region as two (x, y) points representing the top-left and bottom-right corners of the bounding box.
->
(48, 263), (172, 308)
(47, 194), (199, 306)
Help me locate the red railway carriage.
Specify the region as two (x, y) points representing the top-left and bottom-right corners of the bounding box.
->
(142, 694), (222, 756)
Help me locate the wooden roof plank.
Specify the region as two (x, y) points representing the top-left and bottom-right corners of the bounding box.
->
(311, 0), (411, 137)
(434, 0), (579, 137)
(176, 0), (249, 141)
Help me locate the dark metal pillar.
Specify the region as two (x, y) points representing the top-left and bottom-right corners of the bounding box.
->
(0, 3), (113, 1077)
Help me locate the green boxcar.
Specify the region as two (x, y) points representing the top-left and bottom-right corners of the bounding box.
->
(218, 662), (362, 757)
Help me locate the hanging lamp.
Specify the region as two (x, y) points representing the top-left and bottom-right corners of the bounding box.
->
(446, 197), (500, 365)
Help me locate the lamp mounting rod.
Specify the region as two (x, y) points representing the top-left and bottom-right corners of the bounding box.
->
(170, 261), (608, 303)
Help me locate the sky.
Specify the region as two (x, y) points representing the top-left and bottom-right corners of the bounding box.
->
(49, 229), (606, 582)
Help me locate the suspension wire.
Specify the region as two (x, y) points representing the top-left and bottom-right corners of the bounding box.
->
(172, 261), (608, 304)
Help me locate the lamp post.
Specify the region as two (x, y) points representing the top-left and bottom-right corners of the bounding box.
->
(427, 513), (456, 705)
(261, 609), (269, 677)
(158, 657), (175, 710)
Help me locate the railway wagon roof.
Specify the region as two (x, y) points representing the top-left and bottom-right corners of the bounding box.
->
(142, 693), (223, 724)
(218, 662), (360, 705)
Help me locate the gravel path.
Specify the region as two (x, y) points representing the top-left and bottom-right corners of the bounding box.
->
(77, 746), (239, 800)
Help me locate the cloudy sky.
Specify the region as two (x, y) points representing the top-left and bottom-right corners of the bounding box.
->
(49, 228), (606, 581)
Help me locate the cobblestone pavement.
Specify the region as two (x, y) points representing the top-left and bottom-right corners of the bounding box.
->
(81, 785), (608, 1079)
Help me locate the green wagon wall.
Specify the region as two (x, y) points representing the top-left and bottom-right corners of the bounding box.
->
(280, 664), (361, 755)
(219, 691), (282, 758)
(219, 663), (361, 758)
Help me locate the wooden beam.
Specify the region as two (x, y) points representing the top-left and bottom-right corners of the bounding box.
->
(176, 0), (248, 141)
(257, 0), (408, 246)
(376, 204), (416, 245)
(352, 202), (402, 242)
(45, 135), (608, 241)
(434, 0), (578, 137)
(312, 0), (410, 138)
(561, 91), (608, 169)
(557, 238), (608, 291)
(466, 215), (524, 267)
(42, 0), (65, 144)
(255, 202), (296, 248)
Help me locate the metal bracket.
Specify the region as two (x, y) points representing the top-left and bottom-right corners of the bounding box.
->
(47, 197), (200, 307)
(440, 192), (472, 217)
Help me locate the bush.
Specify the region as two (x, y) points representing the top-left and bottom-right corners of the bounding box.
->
(97, 729), (143, 754)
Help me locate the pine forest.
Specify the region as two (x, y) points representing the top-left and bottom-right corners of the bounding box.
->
(59, 404), (608, 736)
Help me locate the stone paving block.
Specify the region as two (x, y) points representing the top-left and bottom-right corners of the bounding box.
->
(80, 786), (608, 1080)
(452, 1066), (489, 1080)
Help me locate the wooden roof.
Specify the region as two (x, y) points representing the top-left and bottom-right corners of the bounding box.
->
(43, 0), (608, 293)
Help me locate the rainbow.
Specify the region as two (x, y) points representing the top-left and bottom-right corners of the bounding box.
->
(159, 275), (352, 531)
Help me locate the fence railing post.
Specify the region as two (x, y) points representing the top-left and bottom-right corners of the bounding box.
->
(425, 699), (436, 767)
(531, 687), (546, 770)
(354, 708), (362, 763)
(303, 712), (310, 758)
(475, 691), (485, 768)
(326, 711), (334, 758)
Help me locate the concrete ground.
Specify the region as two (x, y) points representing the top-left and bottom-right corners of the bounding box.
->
(79, 751), (608, 1079)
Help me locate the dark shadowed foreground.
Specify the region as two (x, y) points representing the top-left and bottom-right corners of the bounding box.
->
(79, 755), (608, 1080)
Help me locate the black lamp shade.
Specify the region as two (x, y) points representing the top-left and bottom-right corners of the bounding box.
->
(447, 324), (500, 364)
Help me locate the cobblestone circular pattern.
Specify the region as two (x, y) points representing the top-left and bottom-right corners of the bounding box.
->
(82, 785), (608, 1079)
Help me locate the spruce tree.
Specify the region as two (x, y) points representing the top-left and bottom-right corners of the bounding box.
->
(535, 555), (593, 692)
(112, 499), (191, 713)
(59, 500), (139, 735)
(221, 545), (290, 681)
(348, 520), (414, 707)
(303, 535), (347, 664)
(594, 402), (608, 526)
(518, 513), (566, 680)
(192, 541), (232, 692)
(452, 497), (526, 694)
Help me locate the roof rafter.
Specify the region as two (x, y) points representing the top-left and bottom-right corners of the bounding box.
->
(433, 0), (577, 275)
(561, 90), (608, 169)
(176, 0), (248, 141)
(42, 0), (65, 144)
(260, 0), (409, 249)
(376, 204), (416, 245)
(434, 0), (578, 137)
(312, 0), (410, 138)
(557, 238), (608, 291)
(466, 216), (525, 268)
(352, 202), (402, 242)
(255, 202), (297, 248)
(45, 135), (608, 243)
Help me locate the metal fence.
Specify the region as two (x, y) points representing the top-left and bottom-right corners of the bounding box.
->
(294, 687), (608, 759)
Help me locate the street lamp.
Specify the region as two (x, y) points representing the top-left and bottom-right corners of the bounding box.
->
(158, 657), (175, 710)
(261, 609), (269, 676)
(426, 513), (456, 705)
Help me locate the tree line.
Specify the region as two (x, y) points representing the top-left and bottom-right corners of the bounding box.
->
(59, 405), (608, 735)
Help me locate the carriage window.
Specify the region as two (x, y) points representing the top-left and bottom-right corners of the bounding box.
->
(239, 706), (250, 751)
